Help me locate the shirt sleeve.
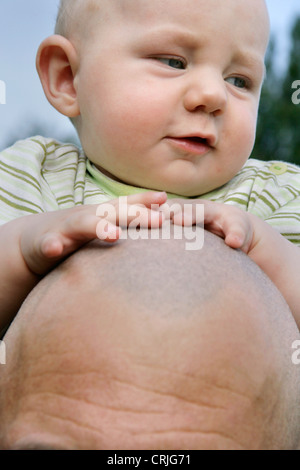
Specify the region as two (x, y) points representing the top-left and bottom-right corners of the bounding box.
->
(0, 136), (88, 225)
(248, 161), (300, 246)
(0, 136), (61, 225)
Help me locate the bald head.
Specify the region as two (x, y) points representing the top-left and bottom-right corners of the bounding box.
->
(55, 0), (99, 37)
(55, 0), (269, 40)
(0, 229), (299, 450)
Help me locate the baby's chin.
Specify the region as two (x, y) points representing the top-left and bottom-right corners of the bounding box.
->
(92, 163), (219, 197)
(143, 184), (213, 198)
(153, 183), (217, 198)
(138, 174), (225, 198)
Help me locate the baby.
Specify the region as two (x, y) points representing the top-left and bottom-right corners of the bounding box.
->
(1, 0), (300, 331)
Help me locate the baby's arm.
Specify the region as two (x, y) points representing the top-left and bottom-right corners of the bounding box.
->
(168, 199), (300, 330)
(235, 211), (300, 331)
(0, 192), (167, 330)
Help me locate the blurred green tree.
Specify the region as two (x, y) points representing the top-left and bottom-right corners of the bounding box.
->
(252, 17), (300, 165)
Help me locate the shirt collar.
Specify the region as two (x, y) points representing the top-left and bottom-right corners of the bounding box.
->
(86, 160), (182, 199)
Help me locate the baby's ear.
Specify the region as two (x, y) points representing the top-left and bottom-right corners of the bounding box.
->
(36, 35), (80, 117)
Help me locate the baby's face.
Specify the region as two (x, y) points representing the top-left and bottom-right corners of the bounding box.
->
(74, 0), (269, 196)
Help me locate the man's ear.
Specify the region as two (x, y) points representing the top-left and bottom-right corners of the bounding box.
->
(36, 35), (80, 117)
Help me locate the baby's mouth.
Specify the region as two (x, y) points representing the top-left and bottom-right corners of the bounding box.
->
(181, 136), (209, 144)
(166, 135), (214, 155)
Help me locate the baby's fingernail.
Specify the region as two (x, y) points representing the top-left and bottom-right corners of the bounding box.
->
(228, 235), (244, 248)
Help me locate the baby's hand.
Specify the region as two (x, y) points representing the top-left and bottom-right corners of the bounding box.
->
(162, 199), (255, 253)
(21, 192), (167, 275)
(95, 192), (167, 241)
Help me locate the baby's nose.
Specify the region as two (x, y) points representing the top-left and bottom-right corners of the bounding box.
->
(183, 69), (227, 115)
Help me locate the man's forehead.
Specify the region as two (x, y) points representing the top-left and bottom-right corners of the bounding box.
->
(0, 293), (277, 450)
(1, 356), (261, 450)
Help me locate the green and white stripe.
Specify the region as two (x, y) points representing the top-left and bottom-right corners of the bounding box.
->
(1, 136), (300, 245)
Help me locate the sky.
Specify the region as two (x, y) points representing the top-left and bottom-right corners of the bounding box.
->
(1, 0), (300, 150)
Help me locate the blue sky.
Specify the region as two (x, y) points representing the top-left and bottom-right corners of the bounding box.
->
(1, 0), (300, 150)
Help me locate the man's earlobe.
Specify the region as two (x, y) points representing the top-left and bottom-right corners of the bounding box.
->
(36, 35), (80, 117)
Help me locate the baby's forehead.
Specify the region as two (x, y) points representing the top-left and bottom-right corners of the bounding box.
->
(56, 0), (269, 53)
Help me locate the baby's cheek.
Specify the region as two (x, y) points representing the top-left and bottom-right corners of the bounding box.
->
(234, 111), (257, 156)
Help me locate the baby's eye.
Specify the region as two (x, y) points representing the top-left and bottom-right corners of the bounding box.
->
(155, 57), (186, 70)
(225, 76), (248, 89)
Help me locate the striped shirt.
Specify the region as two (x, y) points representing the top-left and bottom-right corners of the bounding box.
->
(1, 136), (300, 245)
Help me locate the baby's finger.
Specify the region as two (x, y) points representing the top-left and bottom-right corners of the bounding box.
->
(40, 233), (64, 258)
(125, 191), (168, 209)
(41, 213), (103, 256)
(222, 219), (253, 251)
(96, 219), (121, 242)
(159, 200), (204, 226)
(224, 230), (246, 249)
(171, 204), (205, 226)
(96, 201), (165, 228)
(64, 212), (104, 239)
(119, 203), (165, 227)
